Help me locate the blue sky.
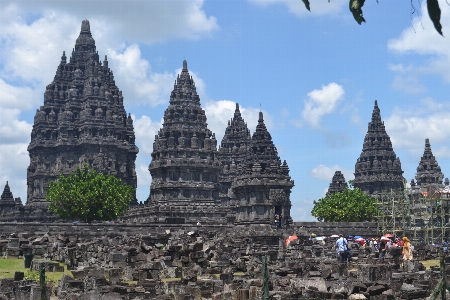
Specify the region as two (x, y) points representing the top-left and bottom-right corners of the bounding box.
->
(0, 0), (449, 221)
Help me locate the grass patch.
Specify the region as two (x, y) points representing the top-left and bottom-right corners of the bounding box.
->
(0, 258), (25, 278)
(162, 277), (181, 282)
(0, 258), (72, 284)
(233, 272), (245, 276)
(421, 259), (440, 270)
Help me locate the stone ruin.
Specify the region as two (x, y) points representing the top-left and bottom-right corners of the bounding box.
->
(413, 138), (446, 187)
(26, 19), (138, 206)
(146, 60), (225, 223)
(326, 171), (348, 196)
(3, 20), (294, 225)
(0, 223), (446, 299)
(353, 100), (405, 197)
(0, 182), (22, 213)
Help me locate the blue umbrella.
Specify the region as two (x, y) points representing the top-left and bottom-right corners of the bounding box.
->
(354, 235), (362, 239)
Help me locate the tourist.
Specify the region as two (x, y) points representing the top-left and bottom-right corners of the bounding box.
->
(346, 236), (353, 262)
(275, 214), (280, 229)
(442, 238), (448, 255)
(335, 234), (348, 263)
(379, 237), (387, 262)
(402, 236), (413, 261)
(197, 221), (201, 226)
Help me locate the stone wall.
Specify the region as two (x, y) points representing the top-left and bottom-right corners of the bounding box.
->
(0, 221), (378, 241)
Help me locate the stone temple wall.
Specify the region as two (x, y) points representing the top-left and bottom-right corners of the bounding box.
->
(0, 221), (378, 240)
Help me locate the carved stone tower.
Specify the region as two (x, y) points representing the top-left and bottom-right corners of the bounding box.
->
(354, 100), (404, 196)
(415, 138), (444, 187)
(148, 60), (221, 217)
(218, 103), (252, 207)
(27, 20), (138, 206)
(0, 182), (22, 212)
(232, 112), (294, 226)
(326, 171), (347, 195)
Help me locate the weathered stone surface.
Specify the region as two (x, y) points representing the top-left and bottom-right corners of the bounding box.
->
(26, 19), (138, 206)
(414, 138), (444, 187)
(146, 60), (223, 223)
(0, 182), (22, 212)
(232, 112), (294, 226)
(217, 103), (252, 209)
(354, 100), (404, 196)
(327, 171), (348, 195)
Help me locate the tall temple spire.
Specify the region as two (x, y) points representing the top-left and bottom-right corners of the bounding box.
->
(353, 100), (404, 196)
(218, 103), (252, 207)
(1, 181), (12, 200)
(0, 181), (21, 209)
(148, 60), (221, 219)
(415, 138), (444, 186)
(232, 110), (294, 226)
(27, 20), (138, 205)
(327, 171), (348, 195)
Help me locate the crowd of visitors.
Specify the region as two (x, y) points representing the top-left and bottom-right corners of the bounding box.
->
(327, 233), (450, 264)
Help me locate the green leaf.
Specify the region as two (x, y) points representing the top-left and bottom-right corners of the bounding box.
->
(427, 0), (443, 36)
(349, 0), (366, 25)
(302, 0), (311, 11)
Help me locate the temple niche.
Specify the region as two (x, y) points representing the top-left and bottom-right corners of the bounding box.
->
(147, 61), (222, 220)
(353, 100), (405, 197)
(414, 138), (445, 187)
(232, 112), (294, 226)
(327, 171), (348, 195)
(27, 20), (138, 206)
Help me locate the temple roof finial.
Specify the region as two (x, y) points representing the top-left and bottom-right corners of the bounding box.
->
(259, 111), (263, 121)
(183, 60), (188, 71)
(375, 100), (378, 107)
(81, 19), (90, 33)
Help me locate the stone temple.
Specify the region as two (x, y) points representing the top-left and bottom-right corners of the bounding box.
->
(326, 171), (347, 195)
(147, 60), (221, 213)
(5, 18), (447, 226)
(353, 100), (405, 196)
(217, 103), (252, 208)
(145, 61), (294, 225)
(0, 182), (22, 212)
(414, 138), (445, 187)
(232, 112), (294, 225)
(26, 20), (138, 206)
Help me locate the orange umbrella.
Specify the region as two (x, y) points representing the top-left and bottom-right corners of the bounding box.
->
(285, 234), (298, 246)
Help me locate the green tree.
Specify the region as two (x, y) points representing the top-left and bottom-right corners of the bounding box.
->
(302, 0), (444, 36)
(46, 164), (134, 223)
(311, 182), (378, 222)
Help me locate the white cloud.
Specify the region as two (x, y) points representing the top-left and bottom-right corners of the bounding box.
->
(388, 1), (450, 87)
(309, 164), (354, 182)
(384, 99), (450, 158)
(2, 1), (219, 45)
(132, 115), (163, 203)
(0, 79), (40, 110)
(133, 115), (163, 156)
(0, 108), (32, 144)
(204, 100), (273, 144)
(301, 82), (345, 128)
(248, 0), (346, 17)
(108, 45), (176, 106)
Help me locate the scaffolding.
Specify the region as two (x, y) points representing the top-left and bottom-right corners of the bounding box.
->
(376, 184), (450, 245)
